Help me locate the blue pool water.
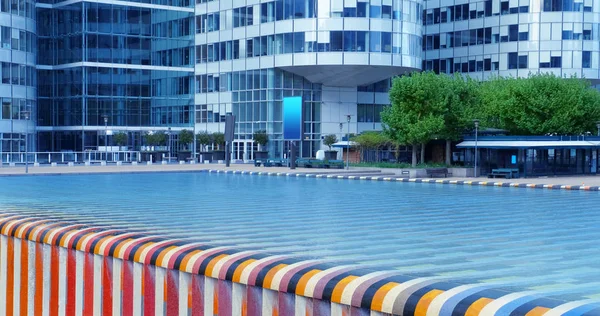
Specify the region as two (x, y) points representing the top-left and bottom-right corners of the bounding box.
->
(0, 172), (599, 302)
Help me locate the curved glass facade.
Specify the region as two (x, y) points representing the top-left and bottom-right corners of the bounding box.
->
(0, 1), (36, 160)
(194, 0), (423, 159)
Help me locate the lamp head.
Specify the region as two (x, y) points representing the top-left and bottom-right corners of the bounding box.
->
(473, 119), (480, 128)
(346, 115), (351, 123)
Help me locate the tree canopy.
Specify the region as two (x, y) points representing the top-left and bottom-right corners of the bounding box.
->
(479, 73), (600, 135)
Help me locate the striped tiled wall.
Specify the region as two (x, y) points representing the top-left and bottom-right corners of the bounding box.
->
(0, 214), (598, 316)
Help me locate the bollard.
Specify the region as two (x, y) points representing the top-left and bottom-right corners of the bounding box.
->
(116, 161), (122, 166)
(190, 160), (196, 165)
(67, 162), (74, 167)
(51, 162), (57, 167)
(34, 162), (40, 167)
(84, 161), (91, 166)
(179, 161), (185, 165)
(132, 161), (138, 166)
(100, 161), (107, 166)
(147, 161), (152, 165)
(161, 160), (167, 165)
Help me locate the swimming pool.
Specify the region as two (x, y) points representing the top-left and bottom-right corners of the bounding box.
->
(0, 171), (598, 303)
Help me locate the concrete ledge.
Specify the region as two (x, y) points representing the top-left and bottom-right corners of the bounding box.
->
(132, 161), (138, 166)
(161, 160), (167, 165)
(84, 161), (91, 166)
(189, 160), (196, 164)
(67, 162), (74, 167)
(204, 160), (210, 164)
(100, 161), (106, 166)
(51, 162), (57, 167)
(9, 163), (15, 167)
(179, 160), (185, 164)
(34, 162), (40, 167)
(146, 161), (152, 165)
(116, 161), (122, 166)
(218, 160), (224, 164)
(0, 214), (580, 316)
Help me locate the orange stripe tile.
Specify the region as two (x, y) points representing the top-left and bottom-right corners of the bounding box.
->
(232, 259), (256, 283)
(294, 269), (322, 296)
(112, 238), (134, 259)
(74, 232), (96, 251)
(6, 237), (14, 316)
(330, 275), (359, 304)
(204, 254), (228, 277)
(93, 235), (114, 255)
(415, 289), (444, 316)
(465, 297), (494, 316)
(180, 250), (202, 272)
(262, 264), (287, 289)
(370, 282), (401, 312)
(213, 287), (219, 314)
(525, 307), (552, 316)
(155, 246), (177, 267)
(20, 238), (29, 316)
(132, 242), (155, 262)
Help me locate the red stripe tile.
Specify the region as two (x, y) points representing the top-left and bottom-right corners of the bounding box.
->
(49, 246), (59, 316)
(122, 260), (134, 316)
(166, 269), (179, 316)
(65, 249), (77, 316)
(143, 264), (156, 315)
(103, 257), (113, 316)
(191, 274), (204, 316)
(83, 253), (94, 315)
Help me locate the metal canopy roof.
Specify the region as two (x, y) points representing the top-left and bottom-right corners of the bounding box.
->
(456, 140), (600, 149)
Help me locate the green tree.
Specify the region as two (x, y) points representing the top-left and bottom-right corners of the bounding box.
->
(383, 71), (448, 167)
(253, 130), (269, 150)
(351, 132), (389, 162)
(196, 131), (212, 152)
(479, 73), (600, 135)
(113, 132), (128, 147)
(178, 129), (194, 151)
(212, 132), (225, 150)
(322, 134), (338, 150)
(441, 74), (481, 165)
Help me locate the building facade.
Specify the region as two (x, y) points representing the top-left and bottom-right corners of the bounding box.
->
(0, 0), (598, 160)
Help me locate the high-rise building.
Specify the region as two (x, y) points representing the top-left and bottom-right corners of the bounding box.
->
(0, 0), (597, 160)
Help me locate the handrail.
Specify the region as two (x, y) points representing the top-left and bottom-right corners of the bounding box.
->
(0, 151), (142, 164)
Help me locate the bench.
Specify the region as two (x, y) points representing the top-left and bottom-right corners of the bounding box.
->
(255, 158), (287, 167)
(425, 168), (450, 178)
(324, 160), (344, 169)
(488, 168), (520, 179)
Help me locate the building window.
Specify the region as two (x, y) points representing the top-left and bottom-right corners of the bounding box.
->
(583, 51), (591, 68)
(509, 52), (528, 69)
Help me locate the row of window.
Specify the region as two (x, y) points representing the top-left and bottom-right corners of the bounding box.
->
(424, 1), (529, 25)
(357, 104), (387, 123)
(0, 62), (36, 87)
(424, 0), (593, 26)
(0, 26), (36, 53)
(423, 50), (593, 73)
(196, 31), (404, 64)
(0, 0), (35, 19)
(196, 69), (320, 95)
(424, 25), (529, 50)
(196, 1), (420, 34)
(0, 98), (35, 121)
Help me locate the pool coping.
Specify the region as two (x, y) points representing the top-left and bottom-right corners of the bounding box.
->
(0, 212), (592, 316)
(206, 169), (600, 192)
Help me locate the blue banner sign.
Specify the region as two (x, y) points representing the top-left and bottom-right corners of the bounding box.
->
(283, 96), (302, 140)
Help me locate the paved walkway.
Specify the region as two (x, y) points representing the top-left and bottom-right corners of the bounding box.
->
(1, 163), (600, 190)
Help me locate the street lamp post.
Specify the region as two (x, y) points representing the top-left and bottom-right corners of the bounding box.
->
(103, 115), (108, 164)
(596, 121), (600, 136)
(24, 111), (30, 174)
(168, 127), (172, 164)
(473, 119), (480, 177)
(346, 115), (351, 170)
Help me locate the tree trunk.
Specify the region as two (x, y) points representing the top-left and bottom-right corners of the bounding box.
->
(445, 139), (452, 166)
(420, 143), (426, 165)
(411, 144), (418, 167)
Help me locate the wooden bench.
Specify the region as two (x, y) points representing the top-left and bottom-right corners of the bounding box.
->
(425, 168), (449, 178)
(488, 168), (520, 179)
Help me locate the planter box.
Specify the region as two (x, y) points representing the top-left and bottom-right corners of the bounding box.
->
(200, 152), (213, 162)
(177, 151), (191, 161)
(254, 151), (269, 159)
(212, 151), (225, 161)
(324, 151), (338, 160)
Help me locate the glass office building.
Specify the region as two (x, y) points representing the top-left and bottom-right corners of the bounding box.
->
(35, 0), (194, 151)
(0, 0), (36, 159)
(1, 0), (598, 159)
